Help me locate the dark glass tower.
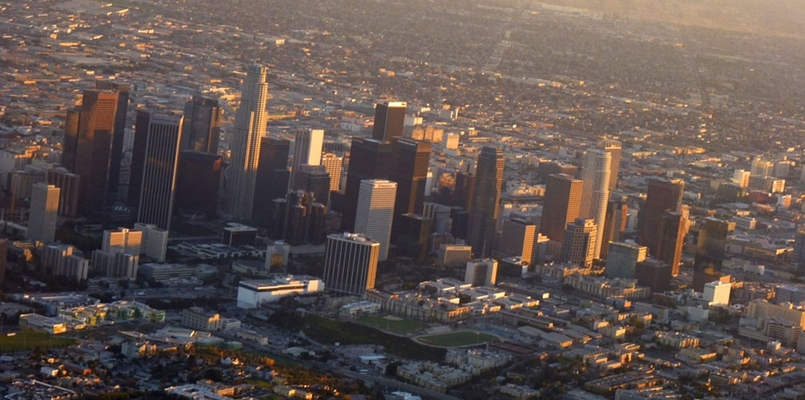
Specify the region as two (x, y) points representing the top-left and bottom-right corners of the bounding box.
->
(181, 95), (222, 154)
(292, 164), (331, 206)
(371, 101), (406, 142)
(390, 138), (431, 219)
(539, 173), (583, 244)
(637, 178), (684, 255)
(341, 138), (391, 232)
(63, 89), (119, 215)
(253, 137), (291, 227)
(131, 112), (183, 231)
(467, 147), (504, 257)
(175, 151), (222, 217)
(94, 81), (130, 195)
(692, 218), (734, 291)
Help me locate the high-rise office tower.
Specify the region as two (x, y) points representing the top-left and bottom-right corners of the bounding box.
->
(539, 173), (583, 244)
(132, 113), (183, 231)
(292, 165), (331, 205)
(341, 138), (391, 232)
(453, 170), (475, 211)
(94, 81), (129, 195)
(579, 149), (611, 259)
(322, 232), (380, 296)
(63, 89), (119, 215)
(655, 209), (688, 276)
(693, 218), (735, 291)
(560, 218), (597, 267)
(465, 259), (498, 287)
(733, 169), (751, 188)
(227, 64), (269, 220)
(605, 241), (647, 279)
(103, 227), (143, 255)
(635, 259), (672, 293)
(637, 178), (684, 255)
(283, 191), (324, 246)
(321, 153), (343, 193)
(354, 180), (397, 261)
(467, 147), (504, 257)
(290, 129), (324, 188)
(181, 95), (222, 154)
(390, 138), (431, 220)
(599, 199), (628, 260)
(46, 168), (80, 217)
(500, 218), (537, 263)
(133, 223), (168, 262)
(253, 137), (291, 227)
(175, 151), (222, 217)
(372, 101), (406, 141)
(0, 239), (7, 284)
(395, 213), (433, 261)
(27, 183), (60, 243)
(601, 140), (621, 192)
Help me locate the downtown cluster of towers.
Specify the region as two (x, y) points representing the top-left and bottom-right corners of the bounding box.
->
(53, 63), (732, 294)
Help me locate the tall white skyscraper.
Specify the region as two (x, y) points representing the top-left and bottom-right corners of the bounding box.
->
(227, 64), (269, 220)
(580, 149), (611, 259)
(321, 153), (343, 192)
(289, 129), (324, 188)
(354, 180), (397, 261)
(27, 183), (60, 243)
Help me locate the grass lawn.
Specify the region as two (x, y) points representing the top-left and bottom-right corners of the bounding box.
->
(417, 331), (499, 347)
(0, 331), (76, 352)
(303, 315), (446, 362)
(356, 315), (424, 334)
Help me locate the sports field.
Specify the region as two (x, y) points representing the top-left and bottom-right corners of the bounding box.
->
(416, 331), (498, 347)
(357, 315), (423, 334)
(0, 331), (76, 351)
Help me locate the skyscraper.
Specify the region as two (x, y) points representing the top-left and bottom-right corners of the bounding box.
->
(560, 218), (597, 267)
(227, 64), (269, 220)
(467, 147), (504, 257)
(46, 168), (80, 218)
(390, 138), (431, 220)
(601, 140), (621, 192)
(341, 138), (392, 232)
(253, 137), (291, 227)
(579, 149), (611, 259)
(292, 165), (331, 205)
(181, 95), (222, 154)
(290, 129), (324, 188)
(605, 241), (647, 279)
(599, 198), (628, 260)
(637, 178), (684, 255)
(372, 101), (407, 141)
(395, 213), (433, 261)
(102, 228), (143, 255)
(655, 209), (688, 276)
(133, 113), (183, 231)
(692, 218), (735, 291)
(539, 173), (583, 244)
(323, 232), (380, 296)
(354, 180), (397, 261)
(322, 153), (343, 192)
(63, 89), (119, 215)
(500, 218), (537, 263)
(94, 81), (130, 195)
(27, 183), (60, 243)
(175, 151), (222, 217)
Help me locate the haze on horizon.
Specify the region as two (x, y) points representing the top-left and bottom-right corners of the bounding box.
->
(484, 0), (805, 39)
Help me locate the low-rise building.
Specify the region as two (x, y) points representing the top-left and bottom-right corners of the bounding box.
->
(236, 275), (323, 309)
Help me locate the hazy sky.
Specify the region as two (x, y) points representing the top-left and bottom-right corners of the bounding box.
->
(505, 0), (805, 38)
